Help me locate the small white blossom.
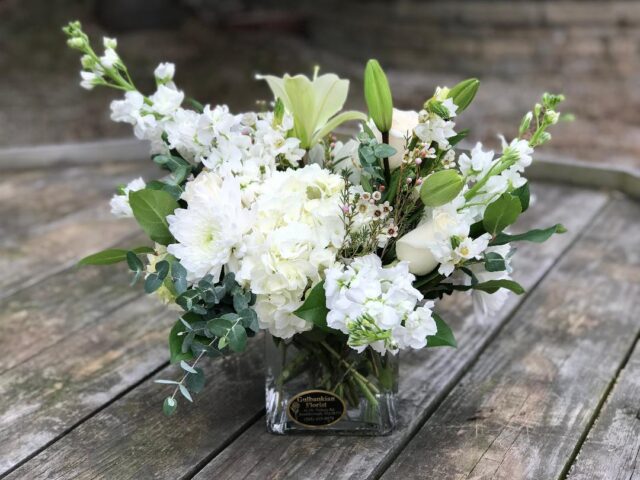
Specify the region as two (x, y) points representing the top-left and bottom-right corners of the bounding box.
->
(109, 177), (146, 218)
(154, 62), (175, 84)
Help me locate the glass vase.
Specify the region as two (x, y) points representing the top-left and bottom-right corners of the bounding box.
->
(265, 332), (398, 435)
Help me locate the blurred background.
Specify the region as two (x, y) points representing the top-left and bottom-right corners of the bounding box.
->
(2, 0), (639, 168)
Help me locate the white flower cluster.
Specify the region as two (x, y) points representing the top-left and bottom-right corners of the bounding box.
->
(235, 164), (346, 338)
(110, 65), (304, 202)
(325, 255), (437, 354)
(414, 94), (458, 151)
(109, 177), (146, 218)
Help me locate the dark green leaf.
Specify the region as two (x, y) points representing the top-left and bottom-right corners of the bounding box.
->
(129, 189), (179, 245)
(162, 397), (177, 416)
(473, 279), (525, 294)
(207, 317), (233, 337)
(483, 193), (522, 236)
(373, 143), (396, 159)
(427, 313), (457, 348)
(491, 223), (567, 246)
(170, 261), (188, 295)
(169, 319), (194, 363)
(239, 308), (259, 332)
(126, 251), (143, 272)
(512, 182), (530, 212)
(186, 367), (205, 393)
(78, 246), (154, 266)
(484, 252), (506, 272)
(227, 324), (247, 352)
(155, 260), (170, 281)
(293, 281), (328, 328)
(144, 273), (163, 293)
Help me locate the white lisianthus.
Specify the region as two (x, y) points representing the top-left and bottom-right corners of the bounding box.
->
(324, 255), (437, 354)
(109, 177), (146, 218)
(371, 108), (418, 170)
(167, 172), (251, 282)
(235, 164), (345, 338)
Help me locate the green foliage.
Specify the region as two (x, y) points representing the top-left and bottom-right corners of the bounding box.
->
(78, 246), (154, 266)
(483, 193), (522, 236)
(293, 281), (329, 329)
(512, 182), (530, 212)
(426, 313), (457, 348)
(447, 78), (480, 113)
(420, 170), (464, 207)
(472, 279), (525, 295)
(152, 154), (192, 186)
(356, 129), (391, 183)
(492, 224), (567, 246)
(364, 59), (393, 133)
(484, 252), (507, 272)
(129, 189), (179, 245)
(163, 397), (177, 416)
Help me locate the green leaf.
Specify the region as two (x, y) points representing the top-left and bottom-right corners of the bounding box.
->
(364, 59), (393, 132)
(373, 143), (396, 159)
(293, 281), (328, 328)
(180, 360), (197, 374)
(484, 252), (506, 272)
(238, 308), (259, 333)
(311, 110), (368, 146)
(473, 279), (525, 295)
(78, 246), (154, 266)
(144, 273), (163, 293)
(162, 397), (177, 416)
(126, 251), (143, 272)
(178, 384), (193, 402)
(427, 313), (457, 348)
(155, 260), (170, 281)
(169, 319), (194, 363)
(186, 367), (205, 393)
(170, 261), (188, 295)
(483, 193), (522, 236)
(129, 189), (179, 245)
(207, 317), (233, 338)
(492, 224), (567, 246)
(420, 170), (464, 207)
(447, 78), (480, 113)
(227, 324), (247, 352)
(512, 182), (530, 212)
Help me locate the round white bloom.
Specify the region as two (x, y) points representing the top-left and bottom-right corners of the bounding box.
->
(150, 85), (184, 116)
(167, 172), (251, 282)
(371, 108), (418, 170)
(235, 164), (345, 338)
(109, 177), (146, 218)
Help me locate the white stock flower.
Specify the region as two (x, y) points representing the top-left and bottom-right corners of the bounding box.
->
(500, 136), (534, 171)
(150, 84), (184, 116)
(458, 142), (494, 180)
(167, 172), (251, 282)
(154, 62), (175, 84)
(80, 71), (100, 90)
(324, 255), (436, 354)
(100, 47), (119, 68)
(414, 115), (456, 150)
(109, 177), (146, 218)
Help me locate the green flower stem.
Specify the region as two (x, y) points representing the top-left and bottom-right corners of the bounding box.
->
(381, 131), (391, 185)
(320, 341), (380, 395)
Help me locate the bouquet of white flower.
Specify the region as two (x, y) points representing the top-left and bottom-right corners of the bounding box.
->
(65, 21), (568, 435)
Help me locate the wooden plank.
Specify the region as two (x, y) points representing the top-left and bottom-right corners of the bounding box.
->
(186, 184), (609, 479)
(0, 237), (147, 373)
(0, 139), (148, 171)
(0, 162), (154, 239)
(566, 339), (640, 479)
(0, 296), (175, 474)
(3, 340), (264, 479)
(381, 197), (640, 480)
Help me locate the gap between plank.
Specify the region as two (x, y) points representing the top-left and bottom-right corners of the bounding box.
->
(371, 196), (614, 480)
(559, 324), (640, 479)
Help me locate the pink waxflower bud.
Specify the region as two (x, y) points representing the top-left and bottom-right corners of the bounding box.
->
(415, 158), (423, 165)
(406, 177), (413, 184)
(416, 177), (423, 186)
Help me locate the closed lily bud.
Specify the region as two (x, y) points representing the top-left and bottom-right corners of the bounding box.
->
(447, 78), (480, 113)
(364, 59), (393, 133)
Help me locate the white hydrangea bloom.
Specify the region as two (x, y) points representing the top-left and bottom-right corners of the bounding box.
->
(235, 164), (345, 338)
(324, 255), (437, 354)
(109, 177), (146, 218)
(167, 172), (252, 282)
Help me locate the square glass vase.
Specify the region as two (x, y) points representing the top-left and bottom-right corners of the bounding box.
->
(264, 333), (398, 435)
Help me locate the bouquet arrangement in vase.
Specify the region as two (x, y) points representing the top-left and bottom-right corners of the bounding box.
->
(65, 21), (568, 435)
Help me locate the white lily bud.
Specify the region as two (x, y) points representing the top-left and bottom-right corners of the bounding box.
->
(395, 221), (439, 275)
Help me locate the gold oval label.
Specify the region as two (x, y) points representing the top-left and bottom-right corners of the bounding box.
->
(287, 389), (346, 428)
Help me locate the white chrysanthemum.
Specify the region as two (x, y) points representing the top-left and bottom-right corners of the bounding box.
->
(167, 172), (251, 282)
(324, 255), (436, 354)
(235, 164), (345, 338)
(109, 177), (146, 218)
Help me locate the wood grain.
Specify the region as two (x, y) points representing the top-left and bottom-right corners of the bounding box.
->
(381, 197), (640, 480)
(567, 340), (640, 479)
(3, 340), (264, 480)
(190, 185), (609, 479)
(0, 296), (175, 473)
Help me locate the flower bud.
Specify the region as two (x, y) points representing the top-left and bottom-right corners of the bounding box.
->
(420, 169), (464, 207)
(544, 110), (559, 125)
(364, 59), (393, 133)
(518, 111), (533, 136)
(103, 37), (117, 49)
(67, 37), (85, 50)
(395, 222), (439, 275)
(447, 78), (480, 113)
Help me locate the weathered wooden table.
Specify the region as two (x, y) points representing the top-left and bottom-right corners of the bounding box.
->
(1, 142), (639, 479)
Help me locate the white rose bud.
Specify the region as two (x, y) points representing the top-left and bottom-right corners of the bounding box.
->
(373, 108), (419, 170)
(395, 221), (439, 275)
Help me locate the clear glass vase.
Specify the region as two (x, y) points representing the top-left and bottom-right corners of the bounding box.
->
(265, 332), (398, 435)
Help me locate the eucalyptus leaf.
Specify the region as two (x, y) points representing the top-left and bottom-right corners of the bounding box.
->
(186, 367), (205, 393)
(126, 251), (143, 272)
(162, 397), (177, 416)
(484, 252), (507, 272)
(178, 384), (193, 402)
(169, 319), (194, 363)
(227, 324), (247, 352)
